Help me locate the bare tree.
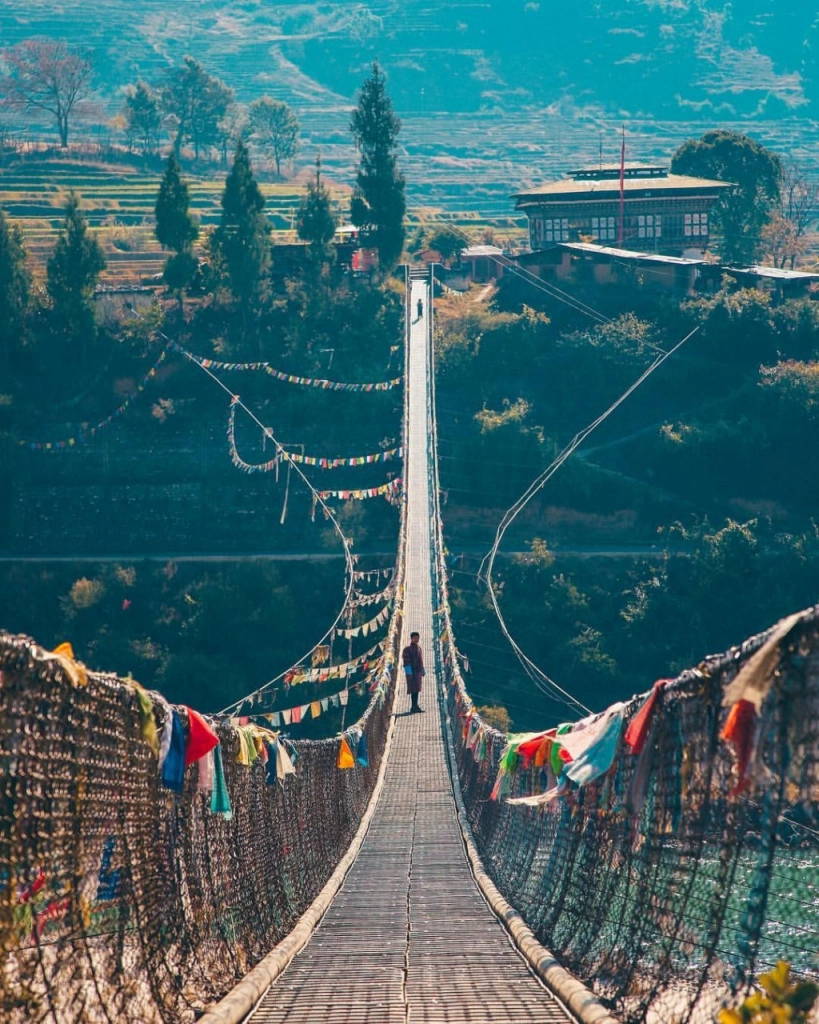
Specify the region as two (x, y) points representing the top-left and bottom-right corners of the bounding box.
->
(778, 161), (818, 268)
(4, 38), (94, 147)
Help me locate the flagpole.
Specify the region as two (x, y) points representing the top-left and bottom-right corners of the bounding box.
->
(618, 125), (625, 246)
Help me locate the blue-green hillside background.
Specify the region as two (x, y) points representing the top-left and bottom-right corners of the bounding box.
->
(3, 1), (819, 201)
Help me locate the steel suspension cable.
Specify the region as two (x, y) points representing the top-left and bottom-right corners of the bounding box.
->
(477, 325), (701, 709)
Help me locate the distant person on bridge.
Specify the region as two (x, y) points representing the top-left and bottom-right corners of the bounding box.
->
(402, 631), (426, 713)
(416, 297), (423, 320)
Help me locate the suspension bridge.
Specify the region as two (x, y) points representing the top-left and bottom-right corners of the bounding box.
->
(0, 268), (817, 1024)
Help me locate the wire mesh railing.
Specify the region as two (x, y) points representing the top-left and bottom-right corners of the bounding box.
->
(0, 610), (401, 1022)
(432, 535), (819, 1022)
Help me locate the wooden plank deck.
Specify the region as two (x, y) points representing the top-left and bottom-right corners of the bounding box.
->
(247, 276), (572, 1024)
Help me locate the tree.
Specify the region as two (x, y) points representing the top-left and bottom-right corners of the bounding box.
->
(155, 153), (199, 304)
(4, 38), (94, 147)
(769, 161), (818, 269)
(0, 210), (31, 361)
(248, 97), (299, 176)
(46, 192), (106, 361)
(297, 157), (336, 260)
(161, 57), (234, 161)
(122, 80), (160, 155)
(349, 62), (406, 271)
(210, 140), (271, 326)
(671, 130), (782, 265)
(427, 226), (464, 266)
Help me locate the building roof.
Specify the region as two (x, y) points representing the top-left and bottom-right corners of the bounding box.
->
(461, 245), (504, 258)
(726, 265), (819, 281)
(558, 242), (706, 266)
(515, 172), (732, 205)
(566, 163), (670, 180)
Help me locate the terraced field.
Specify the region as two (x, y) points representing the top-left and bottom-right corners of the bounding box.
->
(0, 158), (327, 284)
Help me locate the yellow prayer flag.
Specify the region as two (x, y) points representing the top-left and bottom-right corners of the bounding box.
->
(337, 737), (355, 769)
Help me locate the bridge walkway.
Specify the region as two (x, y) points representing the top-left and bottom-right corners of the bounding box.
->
(246, 274), (572, 1023)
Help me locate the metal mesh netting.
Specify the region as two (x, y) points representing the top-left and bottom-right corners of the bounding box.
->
(440, 605), (819, 1023)
(0, 629), (397, 1023)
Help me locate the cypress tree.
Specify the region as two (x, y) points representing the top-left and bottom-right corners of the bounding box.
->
(0, 209), (31, 362)
(155, 152), (199, 304)
(350, 62), (406, 271)
(46, 192), (106, 363)
(211, 140), (271, 323)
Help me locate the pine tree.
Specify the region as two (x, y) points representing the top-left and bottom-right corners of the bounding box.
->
(46, 192), (106, 363)
(349, 62), (406, 271)
(210, 140), (271, 325)
(155, 153), (199, 304)
(0, 210), (31, 362)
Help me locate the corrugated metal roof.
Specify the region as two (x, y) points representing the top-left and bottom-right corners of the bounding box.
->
(559, 242), (706, 266)
(727, 265), (819, 281)
(462, 244), (503, 257)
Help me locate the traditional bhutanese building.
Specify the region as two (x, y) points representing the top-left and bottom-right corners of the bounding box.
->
(514, 163), (732, 258)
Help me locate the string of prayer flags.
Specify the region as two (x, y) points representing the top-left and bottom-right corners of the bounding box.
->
(20, 340), (173, 449)
(315, 478), (402, 502)
(351, 581), (396, 608)
(336, 603), (391, 639)
(283, 641), (383, 685)
(285, 445), (403, 469)
(353, 567), (393, 583)
(178, 344), (402, 391)
(227, 402), (403, 475)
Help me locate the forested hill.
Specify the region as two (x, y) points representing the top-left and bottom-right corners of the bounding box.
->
(3, 0), (816, 119)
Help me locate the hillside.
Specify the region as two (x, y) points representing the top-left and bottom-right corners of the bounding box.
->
(2, 2), (818, 209)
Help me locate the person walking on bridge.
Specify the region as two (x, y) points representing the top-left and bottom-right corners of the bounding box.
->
(402, 630), (426, 713)
(416, 297), (423, 320)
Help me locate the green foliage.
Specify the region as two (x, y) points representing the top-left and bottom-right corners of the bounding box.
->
(210, 140), (271, 332)
(155, 152), (199, 300)
(475, 397), (531, 434)
(718, 961), (818, 1024)
(122, 80), (160, 155)
(0, 560), (346, 713)
(350, 62), (406, 271)
(155, 153), (198, 253)
(671, 130), (783, 264)
(161, 56), (235, 161)
(0, 210), (31, 361)
(46, 191), (105, 353)
(297, 158), (336, 261)
(248, 97), (300, 176)
(426, 227), (464, 266)
(476, 704), (511, 733)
